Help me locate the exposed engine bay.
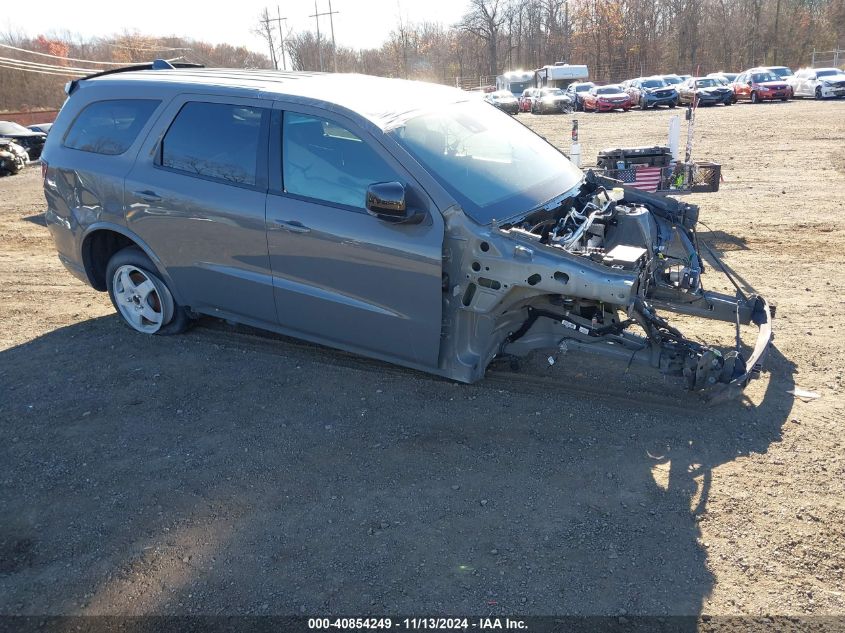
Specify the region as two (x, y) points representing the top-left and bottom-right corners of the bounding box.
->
(440, 172), (773, 396)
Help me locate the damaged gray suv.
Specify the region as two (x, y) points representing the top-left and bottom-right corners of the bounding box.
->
(43, 62), (772, 394)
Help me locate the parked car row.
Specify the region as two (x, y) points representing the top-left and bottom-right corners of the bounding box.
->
(481, 64), (843, 117)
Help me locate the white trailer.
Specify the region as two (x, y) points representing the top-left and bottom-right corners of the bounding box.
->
(535, 63), (589, 89)
(496, 70), (535, 96)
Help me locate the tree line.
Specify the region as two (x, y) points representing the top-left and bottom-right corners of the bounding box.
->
(283, 0), (844, 85)
(2, 0), (843, 112)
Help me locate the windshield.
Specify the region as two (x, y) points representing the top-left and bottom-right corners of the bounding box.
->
(390, 101), (583, 224)
(752, 72), (778, 83)
(595, 86), (622, 94)
(491, 91), (515, 99)
(507, 81), (531, 94)
(0, 121), (33, 135)
(540, 88), (563, 96)
(641, 79), (665, 88)
(816, 69), (842, 78)
(574, 84), (593, 92)
(695, 78), (720, 88)
(662, 76), (681, 84)
(770, 67), (792, 77)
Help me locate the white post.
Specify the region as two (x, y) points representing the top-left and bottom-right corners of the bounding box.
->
(668, 115), (681, 162)
(569, 119), (581, 167)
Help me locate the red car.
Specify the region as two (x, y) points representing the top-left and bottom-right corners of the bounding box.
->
(732, 69), (792, 103)
(518, 88), (538, 113)
(582, 85), (632, 112)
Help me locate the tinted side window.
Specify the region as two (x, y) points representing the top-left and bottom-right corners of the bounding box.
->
(162, 102), (266, 186)
(63, 99), (160, 155)
(283, 112), (400, 209)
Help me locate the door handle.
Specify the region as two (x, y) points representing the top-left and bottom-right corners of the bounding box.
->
(275, 220), (311, 234)
(132, 190), (162, 203)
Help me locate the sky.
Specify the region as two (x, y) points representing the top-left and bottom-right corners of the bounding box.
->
(3, 0), (469, 57)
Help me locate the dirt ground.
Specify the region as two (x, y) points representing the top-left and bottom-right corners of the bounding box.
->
(1, 99), (844, 618)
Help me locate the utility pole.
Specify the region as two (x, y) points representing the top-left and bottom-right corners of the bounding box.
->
(309, 1), (340, 72)
(276, 6), (288, 70)
(260, 7), (287, 70)
(310, 1), (323, 71)
(327, 0), (339, 72)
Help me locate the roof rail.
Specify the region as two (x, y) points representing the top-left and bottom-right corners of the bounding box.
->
(65, 59), (205, 95)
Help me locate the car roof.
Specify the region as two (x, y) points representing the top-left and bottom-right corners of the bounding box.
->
(81, 68), (471, 131)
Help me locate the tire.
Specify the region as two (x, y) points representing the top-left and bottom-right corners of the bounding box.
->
(669, 100), (677, 108)
(815, 86), (822, 100)
(105, 246), (190, 335)
(640, 97), (648, 110)
(724, 98), (732, 106)
(751, 91), (759, 104)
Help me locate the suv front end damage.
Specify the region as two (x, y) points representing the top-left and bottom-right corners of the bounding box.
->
(439, 172), (773, 396)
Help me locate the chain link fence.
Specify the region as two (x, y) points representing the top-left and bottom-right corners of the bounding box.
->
(811, 49), (845, 68)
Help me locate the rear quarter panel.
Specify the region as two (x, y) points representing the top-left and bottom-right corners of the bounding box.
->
(42, 84), (176, 278)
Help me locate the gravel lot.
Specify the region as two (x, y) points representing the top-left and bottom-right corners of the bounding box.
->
(1, 98), (844, 617)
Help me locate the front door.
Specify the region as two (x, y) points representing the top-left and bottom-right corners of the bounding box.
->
(265, 107), (444, 369)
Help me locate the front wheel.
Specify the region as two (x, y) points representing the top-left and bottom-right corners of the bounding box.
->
(106, 247), (190, 335)
(669, 100), (677, 108)
(640, 97), (648, 110)
(751, 91), (759, 103)
(815, 86), (822, 100)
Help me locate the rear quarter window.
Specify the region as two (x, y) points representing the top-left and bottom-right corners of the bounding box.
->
(63, 99), (161, 155)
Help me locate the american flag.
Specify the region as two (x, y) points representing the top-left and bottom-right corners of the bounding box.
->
(615, 166), (663, 192)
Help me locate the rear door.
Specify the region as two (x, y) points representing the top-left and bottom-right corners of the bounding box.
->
(264, 105), (444, 368)
(125, 95), (276, 324)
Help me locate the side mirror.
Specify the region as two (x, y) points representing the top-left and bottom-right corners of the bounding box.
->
(366, 182), (421, 224)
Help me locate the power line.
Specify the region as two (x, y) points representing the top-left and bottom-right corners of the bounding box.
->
(0, 55), (102, 73)
(0, 62), (85, 76)
(104, 42), (193, 52)
(0, 41), (126, 65)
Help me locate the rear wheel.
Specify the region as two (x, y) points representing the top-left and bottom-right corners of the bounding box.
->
(106, 247), (190, 335)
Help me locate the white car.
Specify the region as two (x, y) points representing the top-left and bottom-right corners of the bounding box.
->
(787, 67), (845, 99)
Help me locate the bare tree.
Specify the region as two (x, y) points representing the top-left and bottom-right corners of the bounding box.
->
(253, 8), (279, 70)
(458, 0), (507, 76)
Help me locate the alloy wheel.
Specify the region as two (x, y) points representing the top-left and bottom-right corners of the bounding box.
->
(112, 265), (168, 334)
